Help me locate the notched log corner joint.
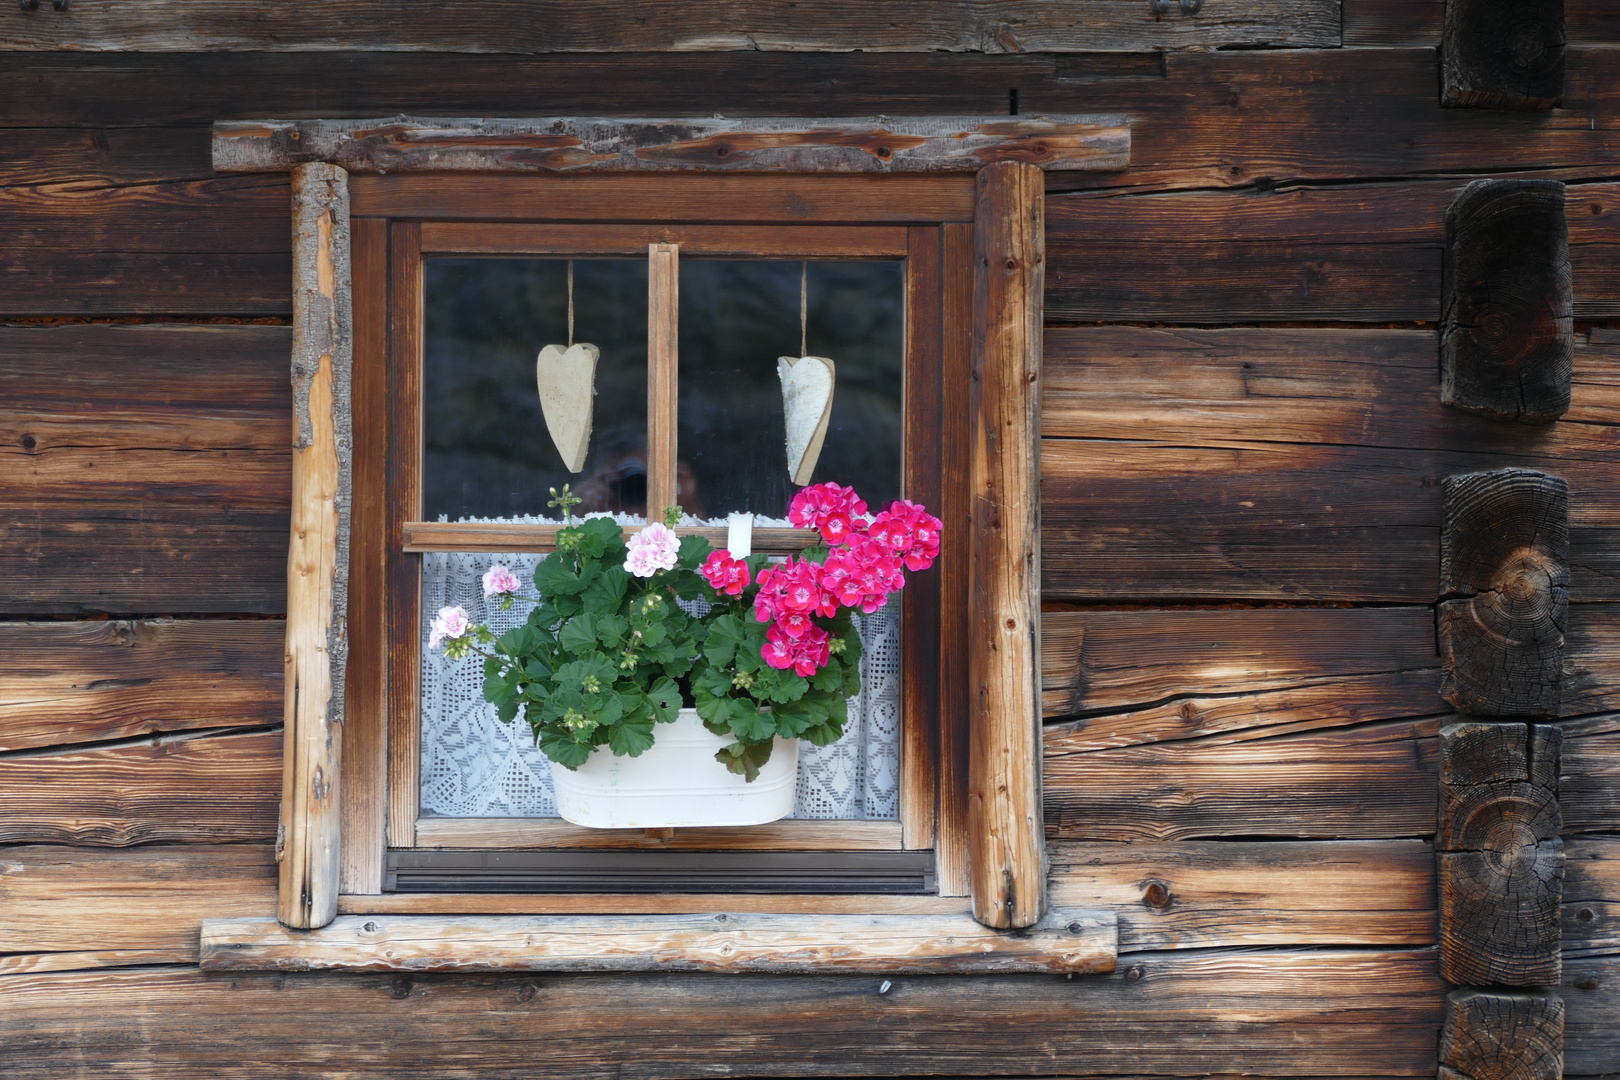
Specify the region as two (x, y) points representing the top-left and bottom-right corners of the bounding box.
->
(1442, 0), (1566, 110)
(1438, 469), (1568, 717)
(1440, 988), (1565, 1080)
(1441, 179), (1572, 425)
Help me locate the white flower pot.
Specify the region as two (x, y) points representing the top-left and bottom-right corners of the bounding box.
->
(549, 708), (798, 829)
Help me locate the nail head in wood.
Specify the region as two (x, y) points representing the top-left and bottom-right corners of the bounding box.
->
(1438, 469), (1568, 717)
(1442, 0), (1565, 109)
(1442, 180), (1572, 424)
(1440, 989), (1563, 1080)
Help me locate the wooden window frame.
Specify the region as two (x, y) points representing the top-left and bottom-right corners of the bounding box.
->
(376, 216), (952, 886)
(205, 115), (1128, 971)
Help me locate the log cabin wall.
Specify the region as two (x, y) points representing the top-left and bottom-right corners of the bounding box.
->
(2, 3), (1619, 1075)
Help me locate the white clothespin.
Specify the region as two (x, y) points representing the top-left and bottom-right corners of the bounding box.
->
(726, 512), (754, 558)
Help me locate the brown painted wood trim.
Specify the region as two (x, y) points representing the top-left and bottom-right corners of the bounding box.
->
(646, 242), (680, 520)
(412, 817), (902, 851)
(279, 162), (353, 931)
(419, 222), (910, 258)
(966, 162), (1045, 929)
(198, 910), (1116, 974)
(215, 116), (1129, 175)
(351, 173), (979, 224)
(402, 521), (817, 554)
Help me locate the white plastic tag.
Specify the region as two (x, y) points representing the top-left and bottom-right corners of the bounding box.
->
(726, 512), (754, 559)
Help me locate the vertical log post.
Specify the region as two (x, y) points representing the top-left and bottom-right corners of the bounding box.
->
(1442, 180), (1572, 424)
(1439, 469), (1568, 717)
(646, 242), (679, 520)
(967, 161), (1046, 930)
(1442, 0), (1565, 110)
(1440, 989), (1564, 1080)
(280, 162), (353, 930)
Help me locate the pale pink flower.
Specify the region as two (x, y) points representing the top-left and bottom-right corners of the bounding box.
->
(482, 563), (521, 596)
(429, 605), (470, 649)
(624, 522), (679, 578)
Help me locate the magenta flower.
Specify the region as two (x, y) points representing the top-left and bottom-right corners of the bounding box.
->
(789, 482), (869, 544)
(482, 563), (521, 597)
(624, 522), (679, 578)
(763, 621), (832, 677)
(701, 549), (752, 596)
(428, 605), (470, 649)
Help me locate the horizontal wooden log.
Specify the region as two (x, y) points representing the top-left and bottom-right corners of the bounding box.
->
(0, 951), (1447, 1076)
(1044, 717), (1439, 842)
(1562, 725), (1620, 834)
(1049, 839), (1435, 949)
(1040, 605), (1441, 734)
(1, 1), (1343, 53)
(0, 845), (276, 965)
(1564, 838), (1620, 960)
(1439, 470), (1569, 716)
(215, 115), (1130, 174)
(1042, 440), (1619, 603)
(0, 324), (291, 612)
(1562, 955), (1620, 1077)
(1439, 989), (1564, 1080)
(1441, 180), (1572, 422)
(200, 910), (1117, 974)
(1442, 0), (1565, 109)
(0, 620), (282, 752)
(1345, 0), (1619, 46)
(0, 729), (280, 846)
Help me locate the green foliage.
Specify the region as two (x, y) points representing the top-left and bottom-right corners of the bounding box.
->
(468, 520), (866, 782)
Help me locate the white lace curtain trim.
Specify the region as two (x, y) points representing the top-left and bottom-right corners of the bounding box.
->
(419, 550), (901, 820)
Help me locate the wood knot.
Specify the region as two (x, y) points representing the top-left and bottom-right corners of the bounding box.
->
(19, 433), (36, 451)
(1141, 879), (1172, 910)
(1124, 965), (1144, 982)
(388, 977), (414, 1000)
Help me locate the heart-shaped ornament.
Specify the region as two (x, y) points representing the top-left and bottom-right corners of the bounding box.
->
(778, 355), (836, 486)
(536, 342), (599, 473)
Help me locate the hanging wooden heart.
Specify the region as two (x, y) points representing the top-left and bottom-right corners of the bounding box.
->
(536, 342), (598, 473)
(778, 354), (835, 486)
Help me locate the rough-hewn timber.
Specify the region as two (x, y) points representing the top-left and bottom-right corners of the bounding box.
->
(1442, 0), (1566, 109)
(1439, 989), (1564, 1080)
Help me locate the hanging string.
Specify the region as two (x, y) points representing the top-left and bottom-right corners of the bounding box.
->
(566, 260), (575, 347)
(799, 260), (808, 358)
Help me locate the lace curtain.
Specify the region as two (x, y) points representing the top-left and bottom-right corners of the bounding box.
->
(419, 550), (901, 820)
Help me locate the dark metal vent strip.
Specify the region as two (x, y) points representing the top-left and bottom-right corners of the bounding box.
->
(386, 849), (937, 895)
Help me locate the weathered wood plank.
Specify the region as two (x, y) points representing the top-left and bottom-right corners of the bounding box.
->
(968, 161), (1046, 930)
(1565, 838), (1620, 961)
(1439, 989), (1564, 1080)
(199, 910), (1117, 975)
(1044, 717), (1439, 842)
(215, 115), (1129, 175)
(0, 323), (291, 613)
(1042, 326), (1619, 450)
(1562, 728), (1620, 834)
(1442, 0), (1565, 109)
(0, 730), (280, 847)
(1040, 606), (1440, 726)
(1041, 440), (1620, 603)
(1437, 721), (1564, 986)
(279, 162), (352, 931)
(1346, 0), (1618, 46)
(0, 2), (1343, 53)
(1563, 955), (1620, 1077)
(0, 951), (1447, 1077)
(0, 845), (276, 964)
(1439, 470), (1569, 716)
(1442, 180), (1572, 421)
(1049, 840), (1435, 949)
(0, 620), (282, 752)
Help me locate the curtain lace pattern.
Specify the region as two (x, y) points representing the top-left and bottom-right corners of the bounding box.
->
(420, 546), (901, 820)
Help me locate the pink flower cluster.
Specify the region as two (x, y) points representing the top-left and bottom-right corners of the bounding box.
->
(624, 522), (679, 578)
(482, 563), (521, 597)
(749, 486), (945, 675)
(428, 605), (469, 649)
(700, 550), (752, 596)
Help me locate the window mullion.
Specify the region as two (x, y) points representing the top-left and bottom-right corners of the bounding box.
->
(646, 241), (680, 520)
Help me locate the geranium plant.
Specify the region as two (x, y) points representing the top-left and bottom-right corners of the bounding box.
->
(432, 483), (942, 781)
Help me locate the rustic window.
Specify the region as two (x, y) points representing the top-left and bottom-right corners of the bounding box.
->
(201, 115), (1129, 969)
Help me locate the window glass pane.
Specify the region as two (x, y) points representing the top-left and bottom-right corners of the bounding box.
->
(422, 258), (649, 522)
(675, 260), (904, 521)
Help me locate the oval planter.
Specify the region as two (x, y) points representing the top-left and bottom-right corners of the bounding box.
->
(549, 708), (798, 829)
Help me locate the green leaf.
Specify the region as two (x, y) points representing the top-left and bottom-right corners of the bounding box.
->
(539, 729), (592, 769)
(727, 699), (776, 743)
(558, 613), (598, 654)
(574, 517), (625, 559)
(677, 533), (713, 568)
(648, 676), (682, 723)
(534, 553), (587, 596)
(582, 565), (629, 614)
(714, 739), (774, 782)
(495, 696), (520, 724)
(608, 716), (656, 757)
(703, 613), (746, 667)
(594, 613), (629, 649)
